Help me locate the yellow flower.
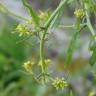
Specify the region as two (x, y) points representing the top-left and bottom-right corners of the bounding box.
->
(23, 61), (33, 72)
(52, 77), (68, 90)
(74, 9), (85, 18)
(16, 24), (30, 36)
(38, 59), (51, 66)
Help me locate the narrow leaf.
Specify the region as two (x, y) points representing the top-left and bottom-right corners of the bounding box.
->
(22, 0), (39, 25)
(89, 40), (96, 66)
(65, 30), (80, 66)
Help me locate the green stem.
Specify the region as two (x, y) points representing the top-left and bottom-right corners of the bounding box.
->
(45, 0), (67, 29)
(40, 34), (45, 73)
(40, 0), (67, 73)
(59, 25), (74, 28)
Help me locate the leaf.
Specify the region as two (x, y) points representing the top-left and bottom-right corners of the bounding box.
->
(65, 30), (80, 67)
(90, 51), (96, 66)
(22, 0), (40, 25)
(89, 40), (96, 66)
(64, 18), (85, 68)
(85, 0), (96, 14)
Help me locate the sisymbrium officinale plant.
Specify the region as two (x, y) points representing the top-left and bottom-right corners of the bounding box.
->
(0, 0), (96, 94)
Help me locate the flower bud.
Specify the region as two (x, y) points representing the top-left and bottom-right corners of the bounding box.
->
(23, 61), (33, 72)
(74, 9), (85, 18)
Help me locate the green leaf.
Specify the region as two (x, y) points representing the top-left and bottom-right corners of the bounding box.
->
(85, 0), (96, 15)
(65, 19), (82, 67)
(65, 30), (80, 66)
(89, 40), (96, 66)
(22, 0), (40, 25)
(90, 51), (96, 66)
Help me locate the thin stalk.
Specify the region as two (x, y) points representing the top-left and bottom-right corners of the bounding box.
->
(59, 23), (86, 28)
(0, 3), (29, 21)
(59, 25), (74, 28)
(7, 9), (28, 21)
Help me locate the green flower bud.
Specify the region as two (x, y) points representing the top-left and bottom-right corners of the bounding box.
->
(39, 11), (49, 21)
(74, 9), (85, 18)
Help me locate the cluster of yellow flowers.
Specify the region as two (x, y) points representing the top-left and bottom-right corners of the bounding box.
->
(52, 77), (68, 90)
(74, 9), (85, 18)
(23, 59), (51, 72)
(16, 24), (30, 36)
(16, 11), (50, 37)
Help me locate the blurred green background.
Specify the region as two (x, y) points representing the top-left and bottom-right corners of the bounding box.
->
(0, 0), (96, 96)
